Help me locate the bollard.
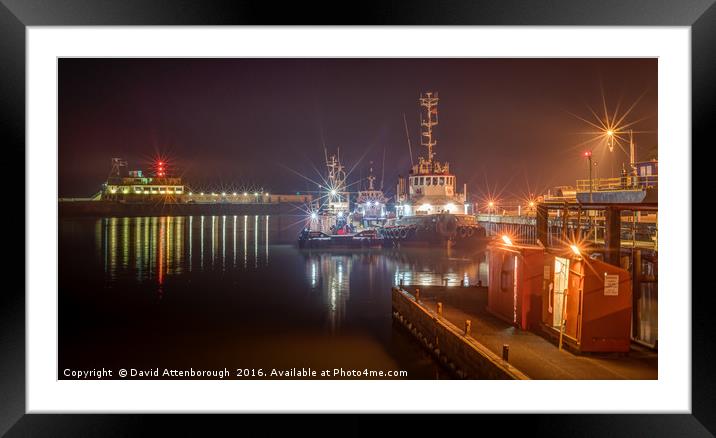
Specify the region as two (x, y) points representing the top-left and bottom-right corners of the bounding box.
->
(502, 344), (509, 361)
(477, 279), (483, 287)
(437, 302), (443, 316)
(399, 278), (404, 288)
(464, 320), (471, 336)
(415, 288), (420, 301)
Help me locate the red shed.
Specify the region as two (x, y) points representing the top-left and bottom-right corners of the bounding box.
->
(487, 240), (545, 330)
(541, 252), (632, 353)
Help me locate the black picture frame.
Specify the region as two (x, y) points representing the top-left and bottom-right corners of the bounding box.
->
(1, 0), (710, 435)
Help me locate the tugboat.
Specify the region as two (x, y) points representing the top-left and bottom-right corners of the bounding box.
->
(298, 149), (383, 249)
(388, 92), (486, 246)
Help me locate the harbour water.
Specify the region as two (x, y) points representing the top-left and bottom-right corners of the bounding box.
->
(59, 215), (488, 379)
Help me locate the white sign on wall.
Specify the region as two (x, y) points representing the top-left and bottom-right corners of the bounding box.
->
(604, 274), (619, 296)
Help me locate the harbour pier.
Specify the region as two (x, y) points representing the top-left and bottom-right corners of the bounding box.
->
(394, 285), (657, 379)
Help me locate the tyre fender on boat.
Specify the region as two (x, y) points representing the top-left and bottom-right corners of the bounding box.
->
(437, 215), (458, 237)
(467, 227), (475, 237)
(399, 227), (408, 239)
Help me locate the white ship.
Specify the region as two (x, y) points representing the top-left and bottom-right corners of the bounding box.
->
(388, 92), (486, 246)
(306, 149), (352, 234)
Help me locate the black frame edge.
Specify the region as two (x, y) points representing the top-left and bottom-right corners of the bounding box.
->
(0, 1), (26, 437)
(1, 0), (713, 436)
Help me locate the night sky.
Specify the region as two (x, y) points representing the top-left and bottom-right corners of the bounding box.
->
(58, 58), (657, 200)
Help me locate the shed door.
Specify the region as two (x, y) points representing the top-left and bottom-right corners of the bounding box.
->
(552, 257), (570, 328)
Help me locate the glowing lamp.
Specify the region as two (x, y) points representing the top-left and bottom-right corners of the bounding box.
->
(570, 244), (581, 257)
(584, 151), (592, 157)
(330, 189), (337, 196)
(310, 212), (317, 220)
(502, 235), (513, 246)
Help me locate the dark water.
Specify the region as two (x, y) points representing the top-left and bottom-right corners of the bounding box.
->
(59, 215), (487, 379)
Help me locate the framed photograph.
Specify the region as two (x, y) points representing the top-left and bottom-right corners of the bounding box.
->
(2, 0), (711, 434)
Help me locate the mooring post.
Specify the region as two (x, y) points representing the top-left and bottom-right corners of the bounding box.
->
(502, 344), (509, 361)
(399, 277), (404, 288)
(464, 320), (471, 336)
(415, 288), (420, 301)
(437, 302), (443, 317)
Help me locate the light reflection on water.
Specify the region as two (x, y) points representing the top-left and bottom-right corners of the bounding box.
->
(100, 215), (271, 283)
(96, 215), (487, 326)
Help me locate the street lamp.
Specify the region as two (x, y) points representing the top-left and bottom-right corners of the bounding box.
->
(488, 200), (495, 235)
(584, 151), (593, 203)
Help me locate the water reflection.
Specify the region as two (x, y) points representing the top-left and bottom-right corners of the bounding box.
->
(97, 216), (486, 327)
(302, 248), (487, 331)
(304, 253), (352, 332)
(389, 249), (488, 287)
(98, 215), (272, 286)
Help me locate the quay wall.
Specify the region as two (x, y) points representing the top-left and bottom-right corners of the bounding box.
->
(391, 287), (529, 380)
(58, 200), (301, 218)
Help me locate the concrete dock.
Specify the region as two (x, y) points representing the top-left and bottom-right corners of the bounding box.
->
(398, 285), (657, 379)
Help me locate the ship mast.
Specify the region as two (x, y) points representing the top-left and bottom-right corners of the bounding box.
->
(419, 92), (439, 171)
(367, 163), (376, 191)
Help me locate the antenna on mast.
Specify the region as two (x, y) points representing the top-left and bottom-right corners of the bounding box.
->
(403, 113), (414, 168)
(381, 146), (386, 190)
(419, 92), (439, 167)
(109, 158), (127, 178)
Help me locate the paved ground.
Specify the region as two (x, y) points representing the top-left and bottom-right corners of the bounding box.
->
(404, 285), (657, 380)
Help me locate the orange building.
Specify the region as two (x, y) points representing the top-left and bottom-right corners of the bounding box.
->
(487, 240), (544, 330)
(488, 239), (633, 353)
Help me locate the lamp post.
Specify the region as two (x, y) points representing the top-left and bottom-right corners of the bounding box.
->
(584, 151), (593, 203)
(488, 201), (495, 235)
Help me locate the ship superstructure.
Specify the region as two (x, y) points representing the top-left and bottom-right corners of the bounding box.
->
(101, 158), (184, 201)
(396, 92), (469, 216)
(324, 151), (350, 219)
(387, 92), (485, 246)
(353, 162), (389, 228)
(307, 149), (352, 234)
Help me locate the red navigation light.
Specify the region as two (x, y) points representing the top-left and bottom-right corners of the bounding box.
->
(583, 151), (592, 157)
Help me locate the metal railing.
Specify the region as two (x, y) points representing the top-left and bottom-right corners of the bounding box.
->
(576, 175), (658, 192)
(477, 216), (658, 250)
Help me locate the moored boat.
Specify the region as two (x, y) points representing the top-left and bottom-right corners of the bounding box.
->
(392, 92), (487, 246)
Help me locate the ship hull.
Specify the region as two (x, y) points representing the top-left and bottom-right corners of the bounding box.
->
(381, 213), (488, 247)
